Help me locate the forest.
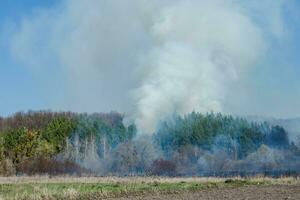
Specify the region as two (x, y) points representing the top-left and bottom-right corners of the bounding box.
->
(0, 111), (299, 176)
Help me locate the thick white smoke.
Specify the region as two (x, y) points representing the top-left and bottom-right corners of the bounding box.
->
(8, 0), (289, 133)
(135, 0), (266, 132)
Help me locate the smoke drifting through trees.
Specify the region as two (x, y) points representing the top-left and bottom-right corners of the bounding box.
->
(0, 111), (300, 177)
(2, 0), (299, 177)
(8, 0), (293, 133)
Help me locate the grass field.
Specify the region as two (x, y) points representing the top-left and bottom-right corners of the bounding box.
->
(0, 176), (300, 200)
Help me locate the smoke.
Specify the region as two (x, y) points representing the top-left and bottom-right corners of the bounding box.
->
(7, 0), (290, 133)
(134, 0), (266, 132)
(60, 133), (161, 175)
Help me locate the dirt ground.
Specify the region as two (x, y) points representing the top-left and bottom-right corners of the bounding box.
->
(105, 185), (300, 200)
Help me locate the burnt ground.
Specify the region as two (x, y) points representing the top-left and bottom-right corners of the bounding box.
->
(104, 184), (300, 200)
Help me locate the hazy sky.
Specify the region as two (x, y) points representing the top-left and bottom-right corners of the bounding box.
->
(0, 0), (300, 124)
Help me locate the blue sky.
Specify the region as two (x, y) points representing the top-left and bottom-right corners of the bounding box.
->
(0, 0), (299, 119)
(0, 1), (57, 23)
(0, 1), (61, 115)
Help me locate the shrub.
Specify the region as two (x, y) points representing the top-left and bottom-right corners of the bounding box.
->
(0, 159), (15, 176)
(150, 159), (177, 176)
(2, 128), (41, 164)
(17, 157), (88, 175)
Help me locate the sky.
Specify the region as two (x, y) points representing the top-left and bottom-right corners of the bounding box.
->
(0, 0), (300, 131)
(0, 0), (61, 115)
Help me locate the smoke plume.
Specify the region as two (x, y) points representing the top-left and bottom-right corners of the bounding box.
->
(8, 0), (290, 133)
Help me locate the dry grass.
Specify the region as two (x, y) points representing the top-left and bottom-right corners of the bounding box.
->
(0, 176), (300, 200)
(0, 175), (299, 184)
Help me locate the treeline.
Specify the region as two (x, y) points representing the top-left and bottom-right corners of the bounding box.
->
(0, 111), (299, 176)
(155, 112), (290, 159)
(154, 112), (299, 176)
(0, 111), (136, 175)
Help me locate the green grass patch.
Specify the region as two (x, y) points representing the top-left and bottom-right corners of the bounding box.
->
(0, 179), (273, 200)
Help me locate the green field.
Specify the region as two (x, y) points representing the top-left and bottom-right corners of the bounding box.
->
(0, 177), (299, 200)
